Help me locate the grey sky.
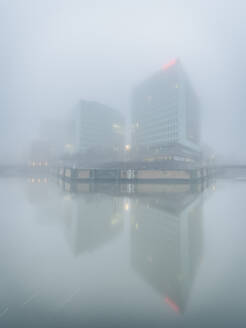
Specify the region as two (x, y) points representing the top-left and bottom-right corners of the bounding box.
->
(1, 0), (246, 162)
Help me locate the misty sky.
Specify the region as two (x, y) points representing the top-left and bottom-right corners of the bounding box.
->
(1, 0), (246, 163)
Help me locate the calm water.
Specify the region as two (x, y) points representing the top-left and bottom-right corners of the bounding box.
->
(0, 178), (246, 327)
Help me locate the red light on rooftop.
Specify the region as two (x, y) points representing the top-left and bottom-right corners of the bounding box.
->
(162, 59), (177, 70)
(165, 297), (180, 313)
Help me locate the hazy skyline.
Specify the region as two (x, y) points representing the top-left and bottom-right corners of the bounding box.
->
(1, 0), (246, 163)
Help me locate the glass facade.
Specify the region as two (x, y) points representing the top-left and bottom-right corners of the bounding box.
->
(131, 60), (200, 159)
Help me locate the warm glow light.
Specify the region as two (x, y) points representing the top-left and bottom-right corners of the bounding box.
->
(124, 203), (129, 211)
(165, 297), (180, 313)
(162, 59), (177, 70)
(125, 144), (131, 151)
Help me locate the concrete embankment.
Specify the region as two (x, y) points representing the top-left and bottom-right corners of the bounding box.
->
(51, 166), (211, 183)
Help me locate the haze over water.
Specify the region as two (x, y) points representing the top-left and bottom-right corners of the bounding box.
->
(1, 178), (246, 327)
(1, 0), (246, 163)
(1, 1), (246, 327)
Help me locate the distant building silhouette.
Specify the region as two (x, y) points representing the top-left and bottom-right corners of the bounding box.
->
(29, 119), (75, 167)
(131, 59), (201, 163)
(29, 139), (51, 167)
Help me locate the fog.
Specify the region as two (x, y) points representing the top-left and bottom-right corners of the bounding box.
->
(1, 0), (245, 163)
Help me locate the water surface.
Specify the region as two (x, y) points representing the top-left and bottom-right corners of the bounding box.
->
(0, 178), (246, 327)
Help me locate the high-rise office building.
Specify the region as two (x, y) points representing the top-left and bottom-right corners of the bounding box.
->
(131, 59), (200, 162)
(74, 100), (125, 160)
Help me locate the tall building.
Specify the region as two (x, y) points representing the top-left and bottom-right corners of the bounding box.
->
(74, 100), (125, 162)
(131, 59), (201, 162)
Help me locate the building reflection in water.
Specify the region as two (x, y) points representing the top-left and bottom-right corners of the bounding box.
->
(130, 183), (204, 314)
(26, 178), (124, 256)
(62, 190), (124, 256)
(26, 177), (207, 314)
(62, 180), (205, 311)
